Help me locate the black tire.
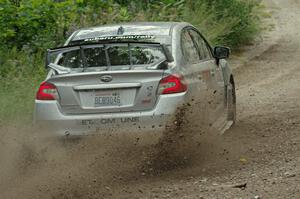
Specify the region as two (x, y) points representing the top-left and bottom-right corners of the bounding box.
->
(227, 77), (236, 124)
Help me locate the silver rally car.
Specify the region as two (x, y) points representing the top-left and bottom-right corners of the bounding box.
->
(34, 22), (236, 137)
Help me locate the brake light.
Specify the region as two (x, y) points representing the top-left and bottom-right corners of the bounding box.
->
(36, 82), (59, 100)
(158, 74), (187, 94)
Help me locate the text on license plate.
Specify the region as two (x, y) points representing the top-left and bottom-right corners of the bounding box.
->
(94, 92), (121, 106)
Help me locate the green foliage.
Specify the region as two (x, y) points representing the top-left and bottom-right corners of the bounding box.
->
(200, 0), (262, 46)
(0, 49), (45, 122)
(0, 0), (263, 122)
(0, 0), (87, 51)
(0, 0), (262, 50)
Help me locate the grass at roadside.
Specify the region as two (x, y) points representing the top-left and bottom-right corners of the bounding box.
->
(0, 49), (45, 123)
(0, 0), (263, 123)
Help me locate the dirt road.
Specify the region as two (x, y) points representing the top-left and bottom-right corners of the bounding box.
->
(0, 0), (299, 198)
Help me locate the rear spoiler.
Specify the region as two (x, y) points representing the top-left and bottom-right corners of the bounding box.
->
(161, 44), (174, 62)
(46, 42), (174, 69)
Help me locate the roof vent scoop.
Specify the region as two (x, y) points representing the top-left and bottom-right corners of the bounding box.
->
(117, 26), (125, 35)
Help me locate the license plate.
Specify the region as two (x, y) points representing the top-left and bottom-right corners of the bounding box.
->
(94, 92), (121, 107)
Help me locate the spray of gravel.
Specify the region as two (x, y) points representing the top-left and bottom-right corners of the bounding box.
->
(138, 101), (240, 178)
(0, 103), (236, 198)
(0, 124), (158, 198)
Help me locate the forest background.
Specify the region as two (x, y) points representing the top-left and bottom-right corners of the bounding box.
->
(0, 0), (263, 122)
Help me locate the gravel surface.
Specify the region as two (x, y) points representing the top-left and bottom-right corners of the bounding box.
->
(0, 0), (299, 198)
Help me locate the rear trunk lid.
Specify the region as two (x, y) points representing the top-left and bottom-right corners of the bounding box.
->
(48, 70), (164, 114)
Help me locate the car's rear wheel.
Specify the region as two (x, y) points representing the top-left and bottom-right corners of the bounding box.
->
(227, 77), (236, 124)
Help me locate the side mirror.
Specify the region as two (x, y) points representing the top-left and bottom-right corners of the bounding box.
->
(214, 46), (230, 59)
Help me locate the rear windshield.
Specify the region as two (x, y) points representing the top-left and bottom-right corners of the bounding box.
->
(48, 43), (166, 71)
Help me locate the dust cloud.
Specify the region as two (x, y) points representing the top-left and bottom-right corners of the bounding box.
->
(0, 107), (231, 199)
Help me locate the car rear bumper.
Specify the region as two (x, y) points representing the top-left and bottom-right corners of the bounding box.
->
(34, 93), (185, 137)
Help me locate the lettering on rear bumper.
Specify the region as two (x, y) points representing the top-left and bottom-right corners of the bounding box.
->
(78, 117), (140, 126)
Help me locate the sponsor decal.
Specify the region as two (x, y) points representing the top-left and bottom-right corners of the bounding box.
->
(146, 86), (153, 97)
(202, 70), (211, 81)
(142, 99), (152, 104)
(84, 35), (156, 42)
(79, 117), (140, 126)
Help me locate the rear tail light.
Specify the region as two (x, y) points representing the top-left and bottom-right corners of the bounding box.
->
(36, 82), (59, 100)
(158, 74), (187, 94)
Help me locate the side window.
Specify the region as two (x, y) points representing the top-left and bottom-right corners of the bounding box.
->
(189, 30), (212, 60)
(181, 30), (200, 63)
